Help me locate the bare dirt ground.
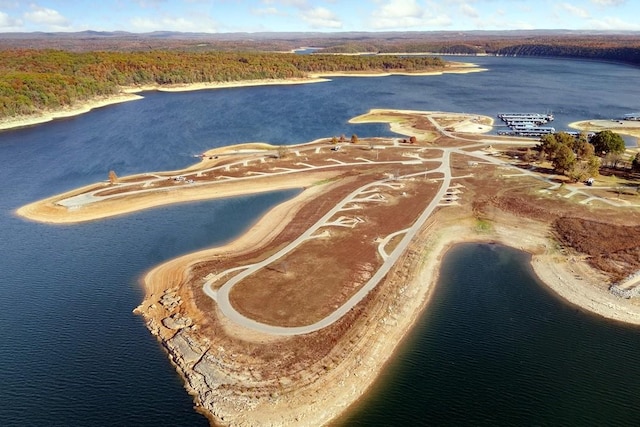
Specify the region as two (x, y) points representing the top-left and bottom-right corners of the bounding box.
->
(18, 110), (640, 426)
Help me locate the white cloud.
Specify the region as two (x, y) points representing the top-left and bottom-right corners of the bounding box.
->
(262, 0), (309, 9)
(459, 4), (479, 19)
(0, 10), (22, 29)
(251, 7), (283, 16)
(558, 3), (590, 19)
(590, 0), (626, 6)
(373, 0), (422, 20)
(132, 0), (167, 7)
(130, 15), (217, 32)
(369, 0), (451, 30)
(301, 6), (342, 29)
(24, 5), (70, 28)
(588, 16), (640, 30)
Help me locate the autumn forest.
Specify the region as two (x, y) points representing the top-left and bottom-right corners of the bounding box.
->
(0, 50), (444, 119)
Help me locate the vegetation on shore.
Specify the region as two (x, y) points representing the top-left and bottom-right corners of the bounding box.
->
(319, 34), (640, 66)
(0, 50), (443, 119)
(535, 130), (627, 181)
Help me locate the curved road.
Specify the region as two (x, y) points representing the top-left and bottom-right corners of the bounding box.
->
(204, 148), (454, 335)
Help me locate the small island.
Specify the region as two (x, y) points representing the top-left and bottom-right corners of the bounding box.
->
(17, 109), (640, 426)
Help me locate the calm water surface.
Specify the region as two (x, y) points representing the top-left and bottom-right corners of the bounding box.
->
(340, 244), (640, 426)
(1, 56), (639, 426)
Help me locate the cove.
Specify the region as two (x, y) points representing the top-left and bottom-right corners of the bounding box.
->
(340, 243), (640, 426)
(2, 55), (640, 425)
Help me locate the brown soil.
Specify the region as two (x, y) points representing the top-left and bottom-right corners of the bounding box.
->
(18, 110), (640, 426)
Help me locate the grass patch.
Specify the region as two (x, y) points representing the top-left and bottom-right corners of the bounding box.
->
(312, 177), (340, 186)
(475, 218), (493, 233)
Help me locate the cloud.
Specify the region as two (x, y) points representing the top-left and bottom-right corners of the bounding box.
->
(588, 16), (640, 30)
(369, 0), (451, 30)
(0, 10), (22, 29)
(558, 3), (590, 18)
(590, 0), (626, 6)
(24, 5), (70, 28)
(251, 7), (283, 16)
(130, 15), (217, 32)
(132, 0), (167, 7)
(262, 0), (310, 9)
(373, 0), (422, 20)
(301, 6), (342, 29)
(459, 4), (479, 19)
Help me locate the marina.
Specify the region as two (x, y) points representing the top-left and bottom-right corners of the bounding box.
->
(497, 112), (556, 137)
(2, 55), (640, 427)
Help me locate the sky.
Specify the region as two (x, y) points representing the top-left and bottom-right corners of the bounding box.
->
(0, 0), (639, 33)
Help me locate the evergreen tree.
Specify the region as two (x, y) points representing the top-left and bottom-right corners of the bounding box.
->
(590, 130), (625, 155)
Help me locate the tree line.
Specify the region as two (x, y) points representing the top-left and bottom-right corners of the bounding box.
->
(534, 130), (633, 181)
(0, 50), (444, 119)
(318, 35), (640, 66)
(493, 45), (640, 67)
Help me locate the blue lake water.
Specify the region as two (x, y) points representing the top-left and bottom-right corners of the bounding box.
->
(1, 56), (640, 426)
(339, 244), (640, 426)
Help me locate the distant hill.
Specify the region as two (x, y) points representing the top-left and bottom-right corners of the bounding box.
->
(1, 30), (640, 59)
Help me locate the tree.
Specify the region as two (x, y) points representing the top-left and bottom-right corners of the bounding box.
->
(586, 155), (601, 177)
(276, 145), (290, 159)
(552, 144), (576, 174)
(522, 148), (536, 163)
(575, 139), (595, 160)
(409, 136), (417, 144)
(568, 156), (600, 182)
(555, 131), (577, 150)
(590, 130), (625, 155)
(604, 152), (623, 168)
(350, 134), (359, 144)
(538, 133), (561, 160)
(330, 136), (338, 144)
(108, 170), (118, 184)
(633, 152), (640, 172)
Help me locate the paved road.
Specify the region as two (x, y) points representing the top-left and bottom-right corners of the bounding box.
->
(55, 114), (639, 335)
(203, 148), (455, 335)
(57, 145), (428, 207)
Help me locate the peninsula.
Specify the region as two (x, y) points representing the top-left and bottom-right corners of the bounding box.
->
(17, 109), (640, 426)
(0, 48), (482, 132)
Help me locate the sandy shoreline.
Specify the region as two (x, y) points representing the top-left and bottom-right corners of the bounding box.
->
(0, 93), (144, 131)
(0, 63), (485, 133)
(0, 79), (327, 132)
(569, 119), (640, 146)
(13, 101), (640, 425)
(138, 191), (640, 426)
(131, 162), (640, 425)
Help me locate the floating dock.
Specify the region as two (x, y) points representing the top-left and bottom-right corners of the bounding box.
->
(497, 112), (556, 137)
(498, 113), (554, 123)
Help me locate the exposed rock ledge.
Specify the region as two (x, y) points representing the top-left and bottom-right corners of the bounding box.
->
(133, 212), (627, 426)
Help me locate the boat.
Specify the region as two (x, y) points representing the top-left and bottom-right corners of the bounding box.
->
(498, 112), (554, 122)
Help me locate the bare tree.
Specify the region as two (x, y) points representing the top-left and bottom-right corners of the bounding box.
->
(276, 146), (290, 159)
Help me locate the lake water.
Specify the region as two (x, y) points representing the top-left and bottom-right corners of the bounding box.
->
(1, 56), (639, 426)
(339, 244), (640, 426)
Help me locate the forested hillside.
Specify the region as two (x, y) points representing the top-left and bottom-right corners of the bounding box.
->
(3, 30), (639, 121)
(317, 33), (640, 65)
(0, 50), (443, 119)
(493, 44), (640, 65)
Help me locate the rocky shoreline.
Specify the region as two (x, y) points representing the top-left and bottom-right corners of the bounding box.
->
(135, 207), (638, 426)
